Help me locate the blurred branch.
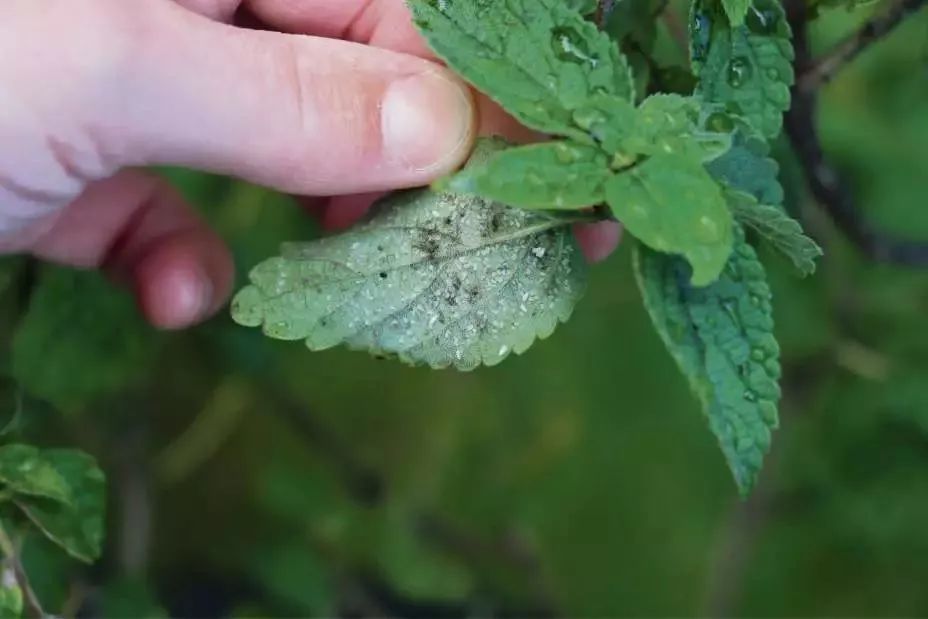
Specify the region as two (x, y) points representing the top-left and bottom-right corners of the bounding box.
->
(596, 0), (615, 27)
(154, 378), (250, 487)
(799, 0), (928, 93)
(785, 0), (928, 266)
(267, 388), (558, 616)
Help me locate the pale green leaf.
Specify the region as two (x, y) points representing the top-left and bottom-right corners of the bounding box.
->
(408, 0), (635, 138)
(722, 0), (751, 25)
(605, 153), (734, 286)
(0, 569), (23, 619)
(633, 227), (781, 495)
(11, 267), (158, 413)
(0, 444), (71, 505)
(574, 94), (732, 163)
(442, 140), (611, 209)
(231, 139), (588, 371)
(14, 450), (105, 563)
(691, 0), (794, 138)
(728, 191), (822, 276)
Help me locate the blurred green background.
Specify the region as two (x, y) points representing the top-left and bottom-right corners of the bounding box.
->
(3, 1), (928, 616)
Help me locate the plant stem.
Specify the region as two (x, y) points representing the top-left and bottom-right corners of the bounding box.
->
(0, 520), (45, 619)
(785, 0), (928, 266)
(799, 0), (927, 93)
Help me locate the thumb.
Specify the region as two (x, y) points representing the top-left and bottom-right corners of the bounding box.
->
(40, 0), (477, 196)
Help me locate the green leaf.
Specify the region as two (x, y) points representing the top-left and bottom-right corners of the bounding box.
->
(691, 0), (794, 138)
(11, 267), (158, 413)
(633, 227), (781, 495)
(574, 94), (732, 163)
(605, 153), (734, 286)
(705, 122), (783, 204)
(442, 140), (611, 209)
(722, 0), (751, 25)
(728, 191), (822, 275)
(231, 139), (588, 370)
(0, 444), (71, 504)
(0, 568), (23, 618)
(14, 450), (105, 563)
(408, 0), (635, 138)
(567, 0), (599, 15)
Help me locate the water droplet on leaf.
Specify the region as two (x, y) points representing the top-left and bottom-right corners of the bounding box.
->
(705, 112), (735, 133)
(727, 57), (753, 87)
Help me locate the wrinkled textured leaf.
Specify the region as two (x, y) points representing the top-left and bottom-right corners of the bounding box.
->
(706, 122), (783, 204)
(574, 94), (732, 163)
(605, 153), (734, 286)
(729, 191), (822, 275)
(567, 0), (598, 15)
(442, 141), (611, 209)
(408, 0), (635, 138)
(691, 0), (794, 138)
(232, 140), (588, 370)
(0, 569), (23, 619)
(633, 227), (781, 495)
(0, 444), (71, 504)
(722, 0), (750, 25)
(11, 267), (157, 412)
(14, 450), (105, 563)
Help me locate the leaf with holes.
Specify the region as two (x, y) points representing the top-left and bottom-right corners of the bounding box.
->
(633, 226), (781, 495)
(408, 0), (635, 139)
(231, 139), (588, 370)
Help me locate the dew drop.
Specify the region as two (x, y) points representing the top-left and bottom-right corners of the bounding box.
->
(727, 57), (753, 88)
(696, 215), (721, 242)
(705, 111), (735, 133)
(552, 27), (600, 68)
(573, 108), (605, 131)
(743, 389), (758, 402)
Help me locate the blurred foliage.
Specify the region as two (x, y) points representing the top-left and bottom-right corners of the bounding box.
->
(0, 0), (926, 616)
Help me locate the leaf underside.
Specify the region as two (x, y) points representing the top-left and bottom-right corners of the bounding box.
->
(232, 140), (588, 371)
(634, 227), (781, 495)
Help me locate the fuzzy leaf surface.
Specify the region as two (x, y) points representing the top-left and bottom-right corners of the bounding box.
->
(633, 228), (781, 495)
(231, 140), (588, 370)
(408, 0), (635, 138)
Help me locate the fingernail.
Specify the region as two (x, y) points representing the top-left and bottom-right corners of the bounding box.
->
(170, 265), (213, 327)
(381, 69), (475, 176)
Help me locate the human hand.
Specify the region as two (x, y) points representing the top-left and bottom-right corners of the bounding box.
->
(0, 0), (620, 329)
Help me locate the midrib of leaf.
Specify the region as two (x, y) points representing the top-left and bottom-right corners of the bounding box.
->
(269, 217), (575, 349)
(279, 217), (579, 287)
(373, 225), (572, 356)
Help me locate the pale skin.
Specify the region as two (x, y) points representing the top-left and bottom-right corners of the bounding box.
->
(0, 0), (621, 330)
